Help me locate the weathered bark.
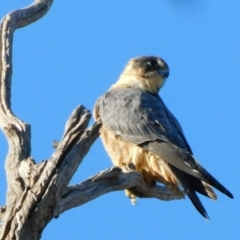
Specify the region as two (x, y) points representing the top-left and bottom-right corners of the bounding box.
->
(0, 1), (180, 239)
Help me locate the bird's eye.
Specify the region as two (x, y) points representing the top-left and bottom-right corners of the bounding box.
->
(147, 60), (157, 67)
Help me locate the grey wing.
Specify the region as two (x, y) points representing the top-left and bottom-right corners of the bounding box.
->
(98, 88), (233, 199)
(162, 101), (193, 154)
(98, 88), (190, 149)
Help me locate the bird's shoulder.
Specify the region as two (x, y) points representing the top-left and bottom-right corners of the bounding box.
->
(97, 87), (162, 113)
(95, 87), (191, 151)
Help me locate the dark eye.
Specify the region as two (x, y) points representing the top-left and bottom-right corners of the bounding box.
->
(145, 59), (158, 72)
(146, 60), (158, 67)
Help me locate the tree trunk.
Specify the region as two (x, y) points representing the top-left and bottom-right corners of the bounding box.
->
(0, 1), (179, 239)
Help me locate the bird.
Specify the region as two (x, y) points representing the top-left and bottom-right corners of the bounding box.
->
(93, 56), (233, 219)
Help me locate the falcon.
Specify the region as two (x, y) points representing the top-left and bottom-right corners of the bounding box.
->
(93, 56), (233, 219)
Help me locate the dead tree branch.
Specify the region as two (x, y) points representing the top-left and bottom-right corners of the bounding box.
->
(0, 1), (180, 239)
(54, 167), (182, 217)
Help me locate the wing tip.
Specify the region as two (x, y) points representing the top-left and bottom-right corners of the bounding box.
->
(218, 185), (234, 199)
(226, 191), (234, 199)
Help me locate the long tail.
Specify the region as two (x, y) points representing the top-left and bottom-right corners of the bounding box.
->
(187, 189), (210, 220)
(147, 141), (233, 199)
(170, 165), (211, 219)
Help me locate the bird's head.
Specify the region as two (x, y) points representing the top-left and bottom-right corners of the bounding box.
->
(111, 56), (169, 94)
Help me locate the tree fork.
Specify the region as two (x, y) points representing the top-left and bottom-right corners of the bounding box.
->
(0, 1), (180, 239)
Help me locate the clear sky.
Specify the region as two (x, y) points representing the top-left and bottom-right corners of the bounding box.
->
(0, 1), (239, 239)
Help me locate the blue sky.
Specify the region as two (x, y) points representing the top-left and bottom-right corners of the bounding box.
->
(0, 1), (239, 239)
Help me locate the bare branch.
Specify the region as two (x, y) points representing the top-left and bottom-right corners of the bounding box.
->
(29, 106), (102, 215)
(0, 206), (6, 221)
(0, 1), (53, 239)
(0, 1), (182, 239)
(0, 0), (53, 194)
(54, 167), (182, 217)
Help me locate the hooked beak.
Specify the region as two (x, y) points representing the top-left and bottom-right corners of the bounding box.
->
(157, 68), (169, 79)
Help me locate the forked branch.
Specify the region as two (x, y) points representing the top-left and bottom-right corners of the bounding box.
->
(0, 1), (180, 239)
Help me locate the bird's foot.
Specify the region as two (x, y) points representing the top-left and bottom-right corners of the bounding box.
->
(125, 190), (137, 205)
